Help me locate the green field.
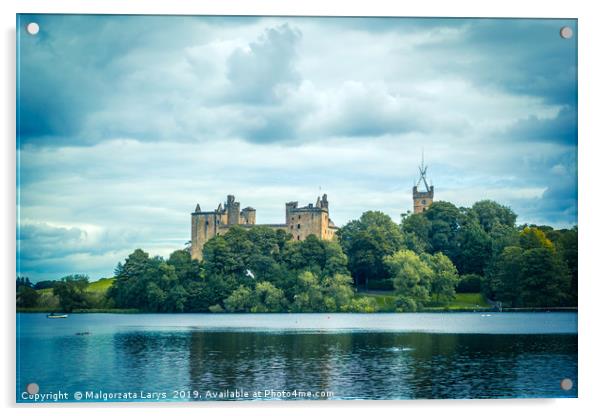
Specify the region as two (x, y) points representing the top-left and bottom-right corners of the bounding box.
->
(356, 291), (490, 312)
(88, 277), (114, 293)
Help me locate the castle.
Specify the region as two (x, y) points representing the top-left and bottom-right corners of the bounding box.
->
(190, 194), (337, 260)
(412, 155), (434, 213)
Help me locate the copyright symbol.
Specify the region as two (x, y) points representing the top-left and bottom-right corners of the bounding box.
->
(74, 391), (82, 400)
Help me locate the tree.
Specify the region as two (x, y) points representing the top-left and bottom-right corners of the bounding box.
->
(224, 285), (255, 312)
(401, 213), (430, 253)
(422, 252), (460, 303)
(167, 250), (201, 283)
(322, 273), (355, 311)
(53, 275), (90, 312)
(289, 271), (329, 312)
(384, 250), (433, 309)
(423, 201), (462, 256)
(17, 286), (40, 308)
(519, 227), (555, 251)
(337, 211), (404, 288)
(457, 274), (483, 293)
(16, 277), (33, 290)
(108, 249), (183, 312)
(484, 246), (524, 306)
(453, 220), (492, 275)
(520, 248), (570, 307)
(252, 281), (288, 312)
(469, 200), (517, 233)
(33, 280), (56, 290)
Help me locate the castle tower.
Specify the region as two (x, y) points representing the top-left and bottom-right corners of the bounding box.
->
(191, 204), (221, 260)
(412, 154), (434, 213)
(225, 195), (240, 225)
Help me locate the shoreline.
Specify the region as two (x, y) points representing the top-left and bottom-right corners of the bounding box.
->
(16, 307), (578, 314)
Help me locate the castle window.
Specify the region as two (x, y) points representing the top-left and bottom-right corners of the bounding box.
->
(422, 200), (426, 205)
(205, 220), (209, 225)
(298, 215), (301, 219)
(290, 225), (293, 230)
(297, 224), (301, 229)
(297, 236), (300, 240)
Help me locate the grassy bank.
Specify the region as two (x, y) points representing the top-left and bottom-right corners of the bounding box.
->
(25, 277), (491, 313)
(356, 291), (491, 312)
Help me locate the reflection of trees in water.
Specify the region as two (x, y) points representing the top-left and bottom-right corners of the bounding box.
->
(401, 333), (577, 399)
(188, 331), (341, 399)
(112, 331), (192, 391)
(186, 331), (577, 400)
(112, 330), (577, 400)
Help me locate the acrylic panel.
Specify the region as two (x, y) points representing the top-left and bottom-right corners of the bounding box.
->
(16, 14), (578, 403)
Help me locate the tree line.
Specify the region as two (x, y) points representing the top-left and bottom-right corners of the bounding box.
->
(17, 199), (577, 312)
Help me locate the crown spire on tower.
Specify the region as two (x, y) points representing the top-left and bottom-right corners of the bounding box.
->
(416, 149), (431, 192)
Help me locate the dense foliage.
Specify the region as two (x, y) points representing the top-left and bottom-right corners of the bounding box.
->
(399, 201), (576, 307)
(17, 199), (577, 312)
(106, 227), (361, 312)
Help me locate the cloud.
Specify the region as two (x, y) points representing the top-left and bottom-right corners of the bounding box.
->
(16, 15), (578, 280)
(500, 106), (577, 145)
(225, 24), (302, 104)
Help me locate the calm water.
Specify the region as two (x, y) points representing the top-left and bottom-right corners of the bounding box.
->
(16, 313), (578, 402)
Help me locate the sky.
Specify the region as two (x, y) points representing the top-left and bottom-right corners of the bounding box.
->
(16, 15), (577, 281)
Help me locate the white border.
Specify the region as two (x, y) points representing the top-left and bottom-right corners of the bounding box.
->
(2, 1), (601, 415)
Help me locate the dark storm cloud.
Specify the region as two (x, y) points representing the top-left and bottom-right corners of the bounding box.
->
(502, 106), (577, 145)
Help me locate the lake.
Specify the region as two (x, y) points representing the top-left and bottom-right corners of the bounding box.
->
(16, 312), (578, 402)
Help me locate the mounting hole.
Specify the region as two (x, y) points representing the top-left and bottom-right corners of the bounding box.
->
(560, 378), (573, 391)
(560, 26), (573, 39)
(26, 22), (40, 36)
(26, 383), (39, 394)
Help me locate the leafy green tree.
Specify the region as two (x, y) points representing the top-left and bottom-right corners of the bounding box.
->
(33, 280), (56, 290)
(484, 246), (524, 306)
(108, 249), (184, 312)
(520, 248), (570, 307)
(186, 273), (238, 312)
(322, 273), (355, 311)
(16, 277), (33, 290)
(422, 252), (460, 303)
(252, 281), (288, 312)
(490, 222), (520, 256)
(167, 250), (201, 283)
(401, 213), (430, 253)
(485, 240), (571, 308)
(457, 274), (483, 293)
(202, 236), (240, 277)
(53, 274), (90, 312)
(556, 227), (577, 304)
(337, 211), (404, 288)
(453, 220), (492, 275)
(224, 285), (255, 312)
(384, 250), (433, 309)
(469, 200), (517, 232)
(290, 271), (325, 312)
(347, 297), (378, 313)
(423, 201), (462, 256)
(17, 286), (40, 307)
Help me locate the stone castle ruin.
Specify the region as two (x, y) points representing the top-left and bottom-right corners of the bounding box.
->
(191, 194), (337, 260)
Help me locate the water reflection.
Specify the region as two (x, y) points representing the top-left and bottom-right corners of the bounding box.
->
(17, 313), (577, 401)
(180, 331), (576, 399)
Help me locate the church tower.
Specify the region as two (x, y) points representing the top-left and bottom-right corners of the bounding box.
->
(412, 153), (434, 213)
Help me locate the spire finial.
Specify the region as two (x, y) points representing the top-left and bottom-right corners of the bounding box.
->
(417, 150), (430, 191)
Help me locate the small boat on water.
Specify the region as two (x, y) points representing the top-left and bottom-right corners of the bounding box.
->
(46, 312), (68, 319)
